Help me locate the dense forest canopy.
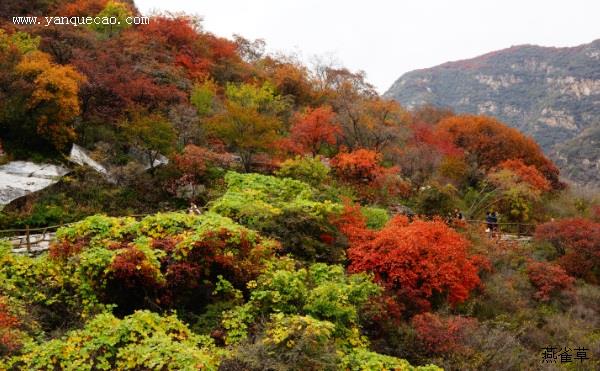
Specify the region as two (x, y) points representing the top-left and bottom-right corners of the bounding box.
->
(0, 1), (599, 370)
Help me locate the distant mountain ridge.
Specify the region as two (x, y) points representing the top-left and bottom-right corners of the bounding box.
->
(385, 39), (600, 186)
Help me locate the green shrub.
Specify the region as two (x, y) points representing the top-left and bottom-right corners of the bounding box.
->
(415, 184), (458, 217)
(276, 155), (330, 186)
(220, 259), (436, 370)
(361, 206), (390, 229)
(341, 348), (442, 371)
(0, 246), (98, 333)
(10, 311), (221, 370)
(51, 212), (278, 315)
(230, 313), (339, 371)
(0, 240), (10, 252)
(209, 172), (343, 263)
(126, 212), (199, 238)
(221, 258), (381, 344)
(260, 209), (346, 264)
(55, 214), (136, 248)
(210, 172), (340, 227)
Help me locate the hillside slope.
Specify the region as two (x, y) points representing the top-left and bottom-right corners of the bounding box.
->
(385, 40), (600, 186)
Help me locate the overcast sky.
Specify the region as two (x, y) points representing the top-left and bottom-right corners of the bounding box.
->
(136, 0), (600, 93)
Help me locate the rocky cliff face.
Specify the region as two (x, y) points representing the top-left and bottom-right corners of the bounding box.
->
(385, 39), (600, 186)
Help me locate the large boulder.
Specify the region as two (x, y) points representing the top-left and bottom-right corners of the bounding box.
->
(0, 161), (69, 208)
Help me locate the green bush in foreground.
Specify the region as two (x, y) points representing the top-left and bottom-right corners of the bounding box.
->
(221, 259), (382, 344)
(10, 310), (221, 370)
(0, 242), (95, 335)
(50, 212), (278, 314)
(217, 258), (440, 370)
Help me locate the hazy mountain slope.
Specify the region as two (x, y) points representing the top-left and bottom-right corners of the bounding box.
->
(385, 39), (600, 185)
(552, 124), (600, 185)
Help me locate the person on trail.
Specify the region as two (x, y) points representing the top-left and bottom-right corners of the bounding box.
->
(491, 212), (499, 235)
(454, 208), (463, 220)
(485, 211), (493, 236)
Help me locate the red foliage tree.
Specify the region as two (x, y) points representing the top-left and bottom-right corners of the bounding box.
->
(71, 14), (242, 121)
(138, 16), (201, 51)
(362, 294), (404, 324)
(205, 34), (239, 62)
(136, 15), (244, 82)
(289, 106), (341, 155)
(534, 218), (600, 282)
(526, 261), (575, 301)
(391, 122), (464, 189)
(498, 159), (551, 192)
(174, 53), (212, 81)
(174, 145), (233, 179)
(49, 238), (86, 261)
(436, 115), (563, 190)
(411, 312), (477, 354)
(340, 208), (486, 313)
(411, 122), (462, 157)
(72, 44), (186, 121)
(162, 261), (203, 306)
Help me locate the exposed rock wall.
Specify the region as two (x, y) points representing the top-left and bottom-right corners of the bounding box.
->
(0, 161), (70, 207)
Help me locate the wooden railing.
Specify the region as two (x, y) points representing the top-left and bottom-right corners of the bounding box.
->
(1, 209), (536, 255)
(464, 219), (536, 237)
(0, 209), (192, 255)
(0, 224), (70, 255)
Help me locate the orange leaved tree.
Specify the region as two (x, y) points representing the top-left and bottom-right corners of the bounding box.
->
(497, 159), (551, 192)
(436, 114), (563, 190)
(15, 51), (86, 150)
(289, 106), (341, 156)
(331, 149), (385, 182)
(330, 149), (407, 204)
